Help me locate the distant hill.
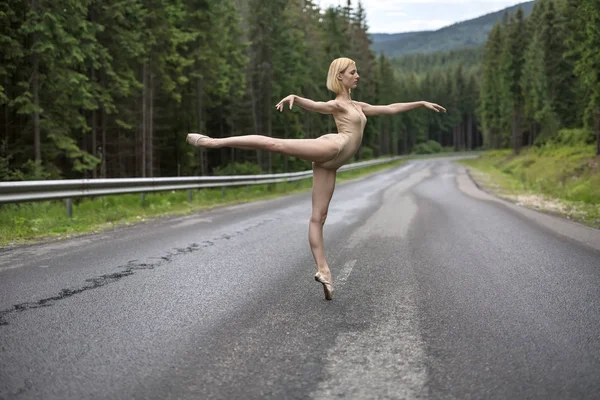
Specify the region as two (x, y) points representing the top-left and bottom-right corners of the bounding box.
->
(370, 1), (535, 57)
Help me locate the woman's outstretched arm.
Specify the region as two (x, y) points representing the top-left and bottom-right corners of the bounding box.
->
(356, 101), (446, 116)
(276, 95), (344, 115)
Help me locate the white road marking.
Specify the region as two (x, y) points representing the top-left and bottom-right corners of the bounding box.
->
(311, 271), (428, 400)
(312, 170), (428, 399)
(335, 259), (356, 288)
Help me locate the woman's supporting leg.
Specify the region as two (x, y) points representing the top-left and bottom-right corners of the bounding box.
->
(187, 133), (339, 164)
(309, 162), (337, 299)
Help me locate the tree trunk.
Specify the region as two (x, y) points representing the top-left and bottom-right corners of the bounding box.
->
(3, 74), (8, 149)
(283, 117), (289, 172)
(33, 55), (41, 164)
(385, 119), (390, 155)
(467, 115), (473, 150)
(142, 63), (147, 177)
(117, 128), (122, 177)
(219, 111), (225, 167)
(101, 71), (107, 178)
(529, 122), (536, 146)
(265, 63), (273, 173)
(464, 119), (468, 150)
(91, 68), (97, 178)
(197, 78), (207, 176)
(31, 0), (41, 165)
(453, 126), (458, 151)
(596, 109), (600, 156)
(101, 108), (107, 178)
(512, 106), (522, 155)
(379, 121), (384, 156)
(148, 63), (153, 177)
(462, 123), (465, 150)
(497, 127), (503, 149)
(250, 75), (261, 169)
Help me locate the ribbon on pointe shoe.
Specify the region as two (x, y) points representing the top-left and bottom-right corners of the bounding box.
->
(314, 272), (334, 300)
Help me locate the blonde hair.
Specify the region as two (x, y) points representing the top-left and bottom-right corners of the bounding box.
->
(326, 57), (356, 95)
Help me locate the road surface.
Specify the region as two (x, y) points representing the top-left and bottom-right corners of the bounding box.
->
(1, 158), (599, 399)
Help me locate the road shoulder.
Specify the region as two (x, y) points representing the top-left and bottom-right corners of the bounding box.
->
(456, 165), (600, 252)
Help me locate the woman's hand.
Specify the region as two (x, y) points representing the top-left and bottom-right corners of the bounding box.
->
(276, 95), (295, 112)
(423, 101), (446, 113)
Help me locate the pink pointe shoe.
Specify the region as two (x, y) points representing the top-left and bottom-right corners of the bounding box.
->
(314, 272), (334, 300)
(186, 133), (212, 147)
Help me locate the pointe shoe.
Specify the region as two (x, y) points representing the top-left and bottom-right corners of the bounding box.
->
(186, 133), (211, 147)
(314, 272), (334, 300)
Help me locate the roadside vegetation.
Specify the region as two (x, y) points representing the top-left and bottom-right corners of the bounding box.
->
(0, 158), (407, 247)
(460, 134), (599, 228)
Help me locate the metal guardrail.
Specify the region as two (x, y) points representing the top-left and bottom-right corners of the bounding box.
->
(0, 156), (403, 208)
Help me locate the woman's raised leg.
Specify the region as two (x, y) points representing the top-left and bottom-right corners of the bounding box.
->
(187, 133), (340, 164)
(309, 162), (337, 300)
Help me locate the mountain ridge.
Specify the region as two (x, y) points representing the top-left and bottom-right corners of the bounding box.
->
(370, 1), (535, 57)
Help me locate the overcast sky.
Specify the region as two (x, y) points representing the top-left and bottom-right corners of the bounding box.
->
(318, 0), (529, 33)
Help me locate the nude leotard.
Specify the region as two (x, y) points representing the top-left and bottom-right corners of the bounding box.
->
(317, 101), (367, 170)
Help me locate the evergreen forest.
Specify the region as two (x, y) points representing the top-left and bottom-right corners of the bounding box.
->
(1, 0), (599, 182)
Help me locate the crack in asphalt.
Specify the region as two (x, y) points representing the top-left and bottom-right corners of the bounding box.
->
(0, 218), (276, 326)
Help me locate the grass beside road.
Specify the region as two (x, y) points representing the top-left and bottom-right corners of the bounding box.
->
(458, 145), (600, 229)
(0, 158), (408, 247)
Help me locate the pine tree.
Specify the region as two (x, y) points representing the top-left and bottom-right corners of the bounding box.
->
(480, 24), (505, 148)
(575, 0), (600, 155)
(545, 0), (577, 128)
(521, 0), (545, 145)
(503, 8), (527, 154)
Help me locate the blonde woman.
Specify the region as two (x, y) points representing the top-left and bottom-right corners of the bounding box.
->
(187, 57), (446, 300)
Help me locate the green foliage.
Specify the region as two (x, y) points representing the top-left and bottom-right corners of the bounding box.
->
(390, 48), (482, 77)
(477, 0), (600, 155)
(463, 145), (599, 204)
(479, 23), (506, 148)
(0, 154), (15, 181)
(213, 162), (263, 176)
(573, 0), (600, 155)
(3, 0), (595, 183)
(9, 160), (54, 181)
(548, 129), (595, 146)
(360, 147), (374, 160)
(412, 140), (443, 154)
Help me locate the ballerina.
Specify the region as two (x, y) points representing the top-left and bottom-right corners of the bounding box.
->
(187, 57), (446, 300)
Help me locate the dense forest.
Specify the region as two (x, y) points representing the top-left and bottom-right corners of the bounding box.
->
(479, 0), (600, 155)
(0, 0), (479, 180)
(0, 0), (598, 182)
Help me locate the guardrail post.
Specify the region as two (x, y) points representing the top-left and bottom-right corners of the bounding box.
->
(66, 199), (73, 218)
(187, 189), (193, 202)
(140, 192), (146, 206)
(221, 187), (226, 197)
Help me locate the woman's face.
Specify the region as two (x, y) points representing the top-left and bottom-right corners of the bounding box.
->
(338, 64), (359, 91)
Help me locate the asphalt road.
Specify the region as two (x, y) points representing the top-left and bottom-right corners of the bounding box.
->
(1, 158), (599, 400)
